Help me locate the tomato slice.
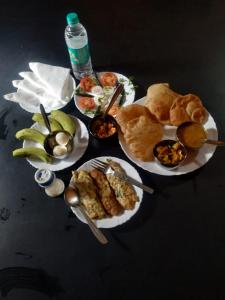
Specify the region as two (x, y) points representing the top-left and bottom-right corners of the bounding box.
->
(77, 97), (96, 110)
(80, 76), (97, 92)
(99, 72), (118, 87)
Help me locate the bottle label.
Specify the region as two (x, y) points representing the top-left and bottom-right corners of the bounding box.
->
(68, 44), (90, 65)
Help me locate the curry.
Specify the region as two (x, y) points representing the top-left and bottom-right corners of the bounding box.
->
(177, 122), (207, 149)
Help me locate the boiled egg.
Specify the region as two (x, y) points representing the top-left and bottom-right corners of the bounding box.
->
(55, 132), (70, 146)
(53, 145), (67, 157)
(91, 85), (104, 95)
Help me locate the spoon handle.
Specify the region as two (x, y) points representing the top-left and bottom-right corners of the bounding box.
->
(40, 104), (52, 134)
(78, 205), (108, 244)
(103, 83), (124, 116)
(205, 139), (225, 146)
(93, 72), (103, 88)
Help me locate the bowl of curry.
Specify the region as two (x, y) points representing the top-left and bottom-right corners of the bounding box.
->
(153, 139), (187, 170)
(89, 114), (118, 140)
(176, 122), (207, 149)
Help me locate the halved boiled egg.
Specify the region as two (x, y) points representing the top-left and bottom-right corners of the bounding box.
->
(53, 145), (68, 157)
(55, 132), (70, 146)
(91, 85), (104, 95)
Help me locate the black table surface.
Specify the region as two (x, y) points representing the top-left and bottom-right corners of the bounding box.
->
(1, 0), (225, 299)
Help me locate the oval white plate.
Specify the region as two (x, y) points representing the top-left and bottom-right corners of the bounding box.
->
(119, 97), (218, 176)
(23, 116), (89, 171)
(20, 75), (76, 113)
(74, 72), (135, 118)
(70, 156), (143, 228)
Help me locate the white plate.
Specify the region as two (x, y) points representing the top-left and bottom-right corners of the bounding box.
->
(74, 72), (135, 118)
(70, 156), (143, 228)
(119, 97), (218, 176)
(20, 75), (76, 113)
(23, 116), (89, 171)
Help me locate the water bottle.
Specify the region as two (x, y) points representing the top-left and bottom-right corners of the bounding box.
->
(65, 12), (93, 80)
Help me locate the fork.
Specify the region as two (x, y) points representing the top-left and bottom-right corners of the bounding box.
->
(90, 159), (154, 194)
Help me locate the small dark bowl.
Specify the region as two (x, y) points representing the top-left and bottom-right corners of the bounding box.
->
(153, 139), (187, 170)
(88, 114), (118, 140)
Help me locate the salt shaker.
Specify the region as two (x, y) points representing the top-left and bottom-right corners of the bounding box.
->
(34, 169), (65, 197)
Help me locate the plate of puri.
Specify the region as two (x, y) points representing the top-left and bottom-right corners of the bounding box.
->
(117, 83), (218, 176)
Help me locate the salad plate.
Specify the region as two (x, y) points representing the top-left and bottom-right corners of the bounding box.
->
(74, 72), (135, 118)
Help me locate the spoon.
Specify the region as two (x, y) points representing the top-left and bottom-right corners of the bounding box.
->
(176, 121), (225, 149)
(40, 104), (52, 134)
(64, 186), (108, 245)
(103, 83), (124, 117)
(93, 72), (103, 88)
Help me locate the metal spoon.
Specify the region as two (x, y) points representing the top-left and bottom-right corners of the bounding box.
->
(64, 186), (108, 245)
(40, 104), (52, 134)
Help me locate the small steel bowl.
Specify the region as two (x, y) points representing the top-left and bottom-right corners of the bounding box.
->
(153, 139), (187, 170)
(88, 114), (118, 140)
(43, 130), (73, 160)
(176, 121), (207, 150)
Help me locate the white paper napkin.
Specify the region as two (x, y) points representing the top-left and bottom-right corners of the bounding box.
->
(4, 89), (40, 107)
(12, 79), (65, 108)
(19, 71), (48, 90)
(29, 62), (70, 100)
(3, 62), (74, 112)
